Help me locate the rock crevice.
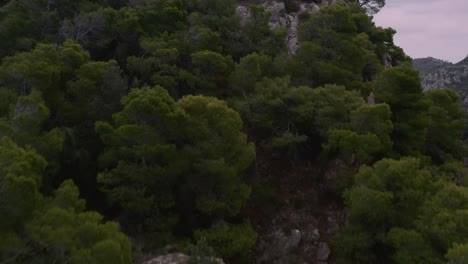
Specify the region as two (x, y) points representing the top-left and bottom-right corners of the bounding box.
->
(236, 0), (343, 55)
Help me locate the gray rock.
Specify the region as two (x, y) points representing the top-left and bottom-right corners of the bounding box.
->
(264, 1), (286, 18)
(259, 229), (303, 262)
(236, 0), (346, 56)
(317, 242), (331, 261)
(367, 92), (375, 105)
(142, 253), (224, 264)
(305, 228), (320, 242)
(142, 253), (190, 264)
(261, 1), (298, 55)
(382, 52), (393, 68)
(327, 215), (340, 235)
(414, 55), (468, 108)
(287, 229), (302, 250)
(235, 6), (250, 26)
(298, 3), (320, 14)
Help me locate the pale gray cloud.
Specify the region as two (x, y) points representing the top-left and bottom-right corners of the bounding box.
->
(373, 0), (468, 63)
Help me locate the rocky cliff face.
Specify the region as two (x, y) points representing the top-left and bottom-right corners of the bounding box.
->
(236, 0), (343, 55)
(414, 56), (468, 106)
(236, 2), (347, 263)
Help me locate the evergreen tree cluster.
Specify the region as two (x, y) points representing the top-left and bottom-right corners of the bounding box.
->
(0, 0), (466, 263)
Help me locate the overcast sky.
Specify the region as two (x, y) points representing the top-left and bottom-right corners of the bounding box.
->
(373, 0), (468, 63)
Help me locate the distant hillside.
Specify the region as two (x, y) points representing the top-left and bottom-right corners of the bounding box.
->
(414, 55), (468, 106)
(413, 57), (452, 79)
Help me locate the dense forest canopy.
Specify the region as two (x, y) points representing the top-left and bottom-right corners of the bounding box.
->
(0, 0), (466, 263)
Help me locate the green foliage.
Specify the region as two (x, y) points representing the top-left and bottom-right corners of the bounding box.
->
(323, 103), (394, 166)
(385, 228), (438, 264)
(232, 5), (286, 58)
(186, 237), (218, 264)
(0, 91), (66, 186)
(62, 60), (127, 124)
(232, 77), (365, 159)
(137, 1), (188, 35)
(424, 89), (466, 163)
(0, 0), (45, 57)
(231, 76), (315, 146)
(336, 158), (434, 263)
(447, 243), (468, 264)
(24, 180), (132, 264)
(323, 129), (381, 165)
(0, 43), (63, 108)
(293, 3), (382, 91)
(126, 35), (182, 92)
(60, 8), (116, 53)
(374, 66), (431, 156)
(191, 51), (233, 95)
(0, 40), (92, 114)
(96, 86), (255, 245)
(0, 137), (46, 231)
(333, 226), (377, 263)
(3, 0), (466, 262)
(311, 84), (365, 136)
(351, 103), (393, 152)
(228, 53), (283, 96)
(176, 95), (255, 215)
(337, 157), (468, 263)
(194, 221), (257, 261)
(188, 0), (237, 25)
(95, 87), (182, 242)
(0, 40), (126, 195)
(350, 158), (433, 227)
(0, 139), (131, 264)
(0, 91), (49, 141)
(415, 184), (468, 254)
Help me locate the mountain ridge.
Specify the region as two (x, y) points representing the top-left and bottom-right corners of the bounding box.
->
(414, 55), (468, 106)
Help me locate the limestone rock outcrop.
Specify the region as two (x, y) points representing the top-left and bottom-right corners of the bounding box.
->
(236, 0), (343, 55)
(258, 228), (303, 263)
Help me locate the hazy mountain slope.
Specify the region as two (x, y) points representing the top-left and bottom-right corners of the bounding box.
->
(413, 57), (452, 79)
(414, 55), (468, 106)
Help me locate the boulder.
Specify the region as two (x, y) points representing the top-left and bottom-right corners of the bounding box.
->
(317, 242), (331, 261)
(304, 228), (320, 243)
(236, 0), (345, 55)
(259, 229), (302, 262)
(236, 6), (250, 26)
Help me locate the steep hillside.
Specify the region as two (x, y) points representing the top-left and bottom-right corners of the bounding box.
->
(414, 56), (468, 106)
(1, 0), (466, 263)
(413, 57), (452, 79)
